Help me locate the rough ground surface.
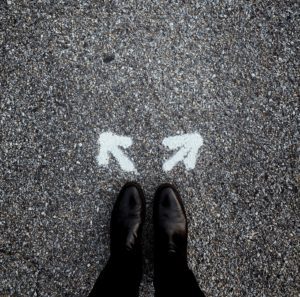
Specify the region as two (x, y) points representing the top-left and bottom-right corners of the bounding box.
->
(0, 1), (299, 296)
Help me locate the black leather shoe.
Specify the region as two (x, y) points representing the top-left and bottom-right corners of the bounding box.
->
(153, 184), (205, 297)
(153, 183), (188, 264)
(110, 182), (146, 256)
(88, 182), (145, 297)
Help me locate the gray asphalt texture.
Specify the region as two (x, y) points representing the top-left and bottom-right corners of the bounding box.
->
(1, 1), (299, 296)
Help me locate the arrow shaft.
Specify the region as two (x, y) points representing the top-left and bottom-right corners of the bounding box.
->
(110, 147), (136, 173)
(163, 148), (190, 171)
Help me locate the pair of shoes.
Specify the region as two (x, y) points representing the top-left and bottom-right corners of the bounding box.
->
(89, 182), (205, 297)
(110, 181), (187, 269)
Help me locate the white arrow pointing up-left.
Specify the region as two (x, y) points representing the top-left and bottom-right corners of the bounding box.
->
(97, 132), (137, 173)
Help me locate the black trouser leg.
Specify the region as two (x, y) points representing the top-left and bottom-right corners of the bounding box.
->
(88, 251), (142, 297)
(154, 255), (205, 297)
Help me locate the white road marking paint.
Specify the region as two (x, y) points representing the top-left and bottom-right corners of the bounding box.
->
(162, 133), (203, 172)
(97, 132), (137, 173)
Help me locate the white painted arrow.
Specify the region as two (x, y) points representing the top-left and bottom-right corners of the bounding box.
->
(97, 132), (137, 173)
(162, 133), (203, 172)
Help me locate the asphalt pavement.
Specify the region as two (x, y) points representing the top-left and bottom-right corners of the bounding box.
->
(1, 1), (299, 296)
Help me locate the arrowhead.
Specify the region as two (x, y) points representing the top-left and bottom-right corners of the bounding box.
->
(97, 132), (137, 173)
(162, 133), (203, 171)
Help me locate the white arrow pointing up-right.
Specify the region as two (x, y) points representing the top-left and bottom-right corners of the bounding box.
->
(162, 133), (203, 172)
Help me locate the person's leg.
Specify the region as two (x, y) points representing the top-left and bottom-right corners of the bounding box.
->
(154, 255), (205, 297)
(88, 250), (142, 297)
(89, 182), (145, 297)
(153, 184), (206, 297)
